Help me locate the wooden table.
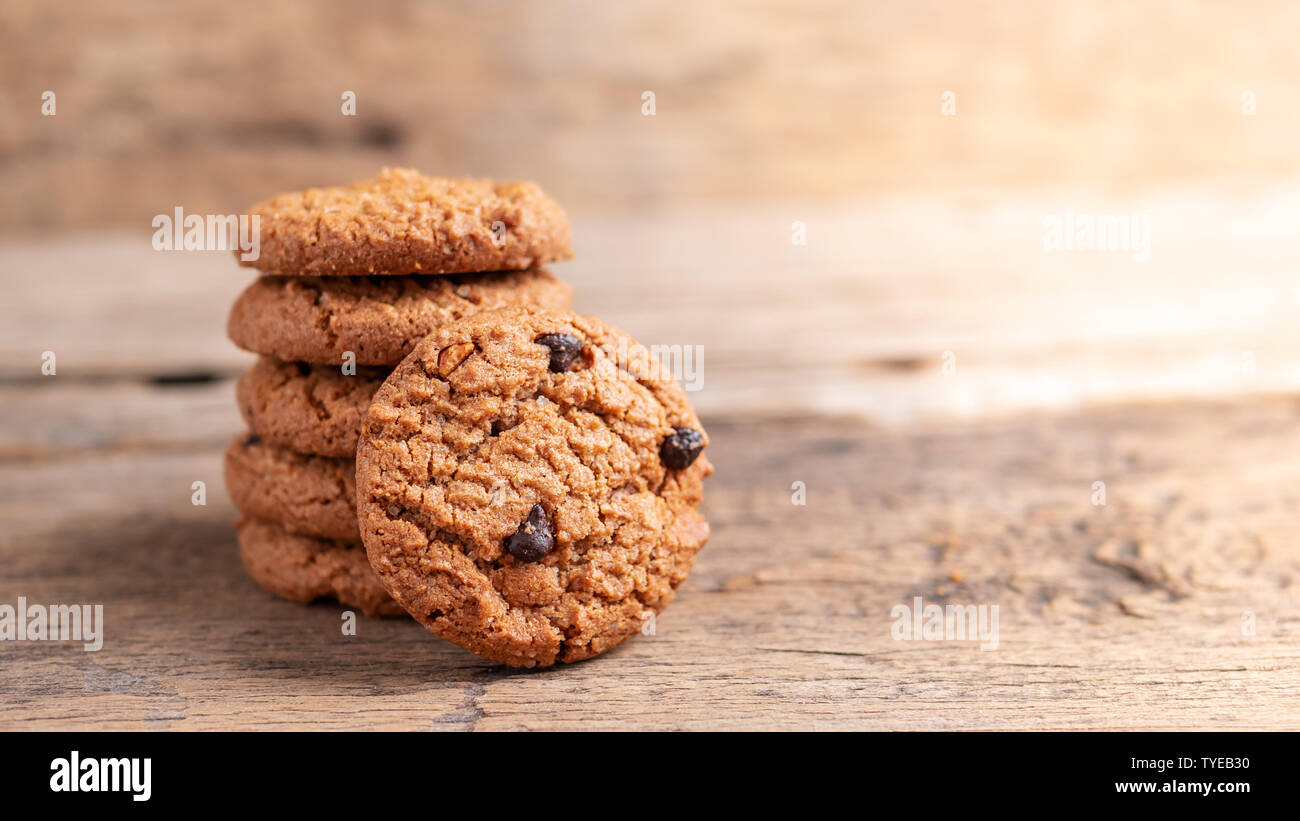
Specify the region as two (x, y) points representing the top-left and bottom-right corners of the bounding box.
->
(4, 203), (1299, 730)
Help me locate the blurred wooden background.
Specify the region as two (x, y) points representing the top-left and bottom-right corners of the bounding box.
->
(4, 1), (1300, 730)
(6, 0), (1300, 418)
(4, 0), (1300, 232)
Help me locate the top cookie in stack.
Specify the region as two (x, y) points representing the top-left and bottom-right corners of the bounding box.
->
(223, 169), (575, 615)
(236, 168), (574, 277)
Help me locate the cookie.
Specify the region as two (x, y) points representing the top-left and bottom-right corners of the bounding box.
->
(228, 269), (572, 366)
(237, 357), (387, 458)
(224, 435), (358, 541)
(239, 168), (573, 276)
(355, 306), (713, 667)
(236, 516), (403, 618)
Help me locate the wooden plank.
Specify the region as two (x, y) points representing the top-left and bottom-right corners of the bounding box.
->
(6, 0), (1300, 232)
(8, 188), (1300, 426)
(2, 388), (1297, 730)
(0, 382), (240, 459)
(6, 0), (1300, 732)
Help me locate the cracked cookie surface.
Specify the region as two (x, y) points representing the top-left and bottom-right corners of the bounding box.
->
(356, 306), (712, 667)
(238, 168), (573, 276)
(236, 516), (403, 617)
(224, 435), (358, 540)
(228, 268), (571, 366)
(237, 357), (388, 458)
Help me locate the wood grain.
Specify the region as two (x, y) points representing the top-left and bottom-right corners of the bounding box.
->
(6, 0), (1300, 731)
(3, 376), (1298, 729)
(4, 198), (1300, 729)
(8, 193), (1300, 424)
(5, 0), (1300, 233)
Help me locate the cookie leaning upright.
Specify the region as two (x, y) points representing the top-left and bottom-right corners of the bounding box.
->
(355, 306), (713, 667)
(240, 168), (574, 276)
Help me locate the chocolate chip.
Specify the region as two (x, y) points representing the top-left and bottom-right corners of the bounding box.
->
(534, 333), (583, 372)
(504, 503), (554, 561)
(660, 427), (704, 469)
(243, 433), (262, 446)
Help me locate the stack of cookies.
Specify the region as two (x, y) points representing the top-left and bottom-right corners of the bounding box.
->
(225, 169), (712, 666)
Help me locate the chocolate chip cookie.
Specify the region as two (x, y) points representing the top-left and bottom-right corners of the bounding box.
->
(237, 357), (387, 458)
(227, 269), (572, 366)
(239, 168), (573, 276)
(224, 435), (358, 541)
(236, 516), (402, 617)
(355, 307), (712, 667)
